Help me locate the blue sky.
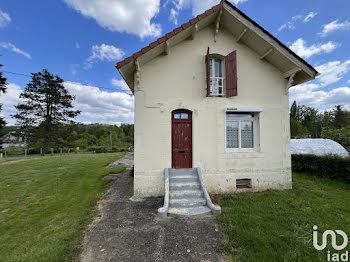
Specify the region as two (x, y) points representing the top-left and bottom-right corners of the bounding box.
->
(0, 0), (349, 125)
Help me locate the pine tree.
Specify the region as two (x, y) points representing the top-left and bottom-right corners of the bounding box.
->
(12, 69), (80, 150)
(290, 100), (298, 120)
(0, 64), (7, 133)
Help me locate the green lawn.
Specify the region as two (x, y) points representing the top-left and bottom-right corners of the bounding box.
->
(0, 153), (125, 262)
(215, 173), (350, 262)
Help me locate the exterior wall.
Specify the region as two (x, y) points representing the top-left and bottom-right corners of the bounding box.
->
(134, 25), (292, 197)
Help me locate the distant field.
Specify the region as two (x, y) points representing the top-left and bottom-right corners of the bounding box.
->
(0, 153), (125, 262)
(215, 173), (350, 262)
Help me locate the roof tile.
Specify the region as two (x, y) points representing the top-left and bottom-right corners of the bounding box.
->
(141, 46), (151, 53)
(173, 27), (183, 35)
(166, 31), (175, 38)
(157, 36), (167, 44)
(181, 22), (191, 30)
(133, 51), (143, 59)
(115, 2), (220, 69)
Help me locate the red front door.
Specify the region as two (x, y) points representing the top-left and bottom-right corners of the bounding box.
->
(172, 109), (192, 169)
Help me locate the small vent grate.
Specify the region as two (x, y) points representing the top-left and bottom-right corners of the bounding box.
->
(236, 179), (252, 189)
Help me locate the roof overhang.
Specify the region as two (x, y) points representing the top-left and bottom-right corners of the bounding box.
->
(115, 1), (318, 93)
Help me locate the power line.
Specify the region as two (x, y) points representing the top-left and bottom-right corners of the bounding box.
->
(2, 70), (133, 95)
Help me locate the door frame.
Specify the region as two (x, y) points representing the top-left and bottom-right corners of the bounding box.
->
(171, 109), (193, 169)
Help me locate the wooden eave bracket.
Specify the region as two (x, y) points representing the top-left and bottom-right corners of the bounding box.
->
(214, 9), (223, 42)
(191, 24), (198, 40)
(260, 48), (273, 60)
(236, 28), (247, 42)
(285, 69), (301, 94)
(134, 60), (141, 90)
(165, 41), (170, 55)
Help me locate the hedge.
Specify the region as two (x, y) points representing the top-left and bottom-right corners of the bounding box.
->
(292, 154), (350, 182)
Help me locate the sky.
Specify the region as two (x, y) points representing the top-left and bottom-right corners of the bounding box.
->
(0, 0), (349, 125)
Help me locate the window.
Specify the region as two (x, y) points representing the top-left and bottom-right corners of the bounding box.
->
(174, 113), (189, 119)
(209, 58), (225, 96)
(206, 48), (237, 98)
(226, 113), (259, 151)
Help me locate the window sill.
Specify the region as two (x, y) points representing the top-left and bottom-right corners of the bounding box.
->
(208, 94), (225, 97)
(225, 148), (260, 153)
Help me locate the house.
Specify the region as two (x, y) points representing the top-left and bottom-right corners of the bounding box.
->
(1, 131), (27, 149)
(115, 1), (318, 215)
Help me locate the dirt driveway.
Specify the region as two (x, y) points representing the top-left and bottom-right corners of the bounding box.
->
(80, 154), (226, 262)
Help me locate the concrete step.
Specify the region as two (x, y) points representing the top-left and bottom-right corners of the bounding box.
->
(170, 189), (204, 199)
(168, 206), (212, 216)
(169, 169), (196, 176)
(170, 176), (198, 183)
(169, 197), (207, 208)
(170, 181), (201, 190)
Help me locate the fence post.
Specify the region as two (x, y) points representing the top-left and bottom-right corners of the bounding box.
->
(51, 148), (53, 156)
(5, 150), (7, 160)
(60, 148), (62, 155)
(25, 148), (27, 158)
(40, 148), (43, 156)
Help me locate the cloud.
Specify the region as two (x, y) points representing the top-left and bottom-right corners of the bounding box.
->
(0, 42), (32, 59)
(75, 42), (80, 49)
(289, 59), (350, 110)
(0, 83), (23, 125)
(303, 12), (317, 23)
(289, 38), (340, 58)
(319, 20), (350, 37)
(169, 0), (247, 18)
(0, 81), (134, 125)
(85, 44), (125, 69)
(315, 60), (350, 87)
(278, 12), (317, 32)
(0, 10), (11, 28)
(64, 82), (134, 124)
(111, 79), (129, 91)
(170, 8), (179, 25)
(63, 0), (161, 38)
(290, 85), (350, 109)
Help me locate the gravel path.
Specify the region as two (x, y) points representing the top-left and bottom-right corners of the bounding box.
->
(80, 154), (227, 262)
(107, 152), (134, 168)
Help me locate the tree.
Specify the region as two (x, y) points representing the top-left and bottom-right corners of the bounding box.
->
(290, 100), (298, 121)
(332, 105), (350, 128)
(0, 64), (7, 134)
(290, 118), (310, 138)
(13, 69), (80, 150)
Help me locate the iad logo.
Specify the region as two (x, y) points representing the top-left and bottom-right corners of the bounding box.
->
(313, 225), (349, 261)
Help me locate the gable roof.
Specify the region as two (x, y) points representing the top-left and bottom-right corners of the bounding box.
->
(115, 0), (318, 92)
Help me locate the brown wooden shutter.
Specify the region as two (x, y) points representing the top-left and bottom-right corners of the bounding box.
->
(225, 50), (237, 97)
(206, 47), (210, 97)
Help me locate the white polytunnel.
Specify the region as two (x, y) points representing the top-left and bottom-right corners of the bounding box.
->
(290, 139), (349, 158)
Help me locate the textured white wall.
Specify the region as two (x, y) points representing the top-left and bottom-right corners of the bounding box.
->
(134, 25), (292, 197)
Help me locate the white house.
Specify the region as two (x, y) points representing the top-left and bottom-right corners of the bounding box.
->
(115, 1), (318, 215)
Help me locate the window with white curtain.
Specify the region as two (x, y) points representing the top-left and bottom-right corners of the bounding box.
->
(209, 58), (225, 96)
(226, 113), (259, 151)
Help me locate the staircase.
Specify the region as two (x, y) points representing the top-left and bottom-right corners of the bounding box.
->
(158, 168), (221, 217)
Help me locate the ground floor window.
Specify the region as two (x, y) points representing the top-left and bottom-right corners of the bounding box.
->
(226, 112), (259, 151)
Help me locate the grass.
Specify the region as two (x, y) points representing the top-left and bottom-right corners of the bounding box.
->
(215, 173), (350, 262)
(0, 153), (125, 262)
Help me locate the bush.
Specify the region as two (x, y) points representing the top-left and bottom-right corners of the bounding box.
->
(292, 154), (350, 182)
(0, 147), (25, 156)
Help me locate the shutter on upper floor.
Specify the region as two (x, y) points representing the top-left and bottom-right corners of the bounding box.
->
(225, 50), (237, 97)
(206, 47), (210, 97)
